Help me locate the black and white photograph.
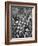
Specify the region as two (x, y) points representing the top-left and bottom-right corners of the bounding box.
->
(11, 6), (32, 38)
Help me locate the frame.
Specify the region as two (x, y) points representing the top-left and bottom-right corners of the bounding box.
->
(5, 1), (37, 45)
